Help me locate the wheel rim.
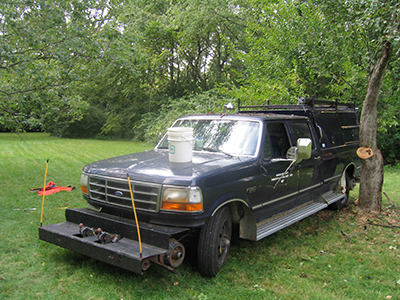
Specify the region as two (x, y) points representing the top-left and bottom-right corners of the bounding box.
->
(197, 207), (232, 277)
(217, 220), (231, 261)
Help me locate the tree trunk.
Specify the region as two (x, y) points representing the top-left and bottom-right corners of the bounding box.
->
(358, 41), (392, 213)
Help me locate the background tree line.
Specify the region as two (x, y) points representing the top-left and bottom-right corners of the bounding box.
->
(1, 0), (399, 165)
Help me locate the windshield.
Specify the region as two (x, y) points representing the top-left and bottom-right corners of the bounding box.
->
(157, 118), (261, 156)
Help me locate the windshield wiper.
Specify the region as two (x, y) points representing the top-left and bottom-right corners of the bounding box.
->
(201, 147), (234, 158)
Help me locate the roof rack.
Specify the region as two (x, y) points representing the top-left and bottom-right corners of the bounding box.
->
(237, 97), (357, 114)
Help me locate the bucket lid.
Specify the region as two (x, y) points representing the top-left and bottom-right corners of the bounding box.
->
(168, 127), (193, 133)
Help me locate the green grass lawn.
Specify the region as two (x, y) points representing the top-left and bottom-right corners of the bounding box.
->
(1, 132), (399, 300)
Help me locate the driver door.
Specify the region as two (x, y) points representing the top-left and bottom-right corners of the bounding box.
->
(255, 122), (299, 221)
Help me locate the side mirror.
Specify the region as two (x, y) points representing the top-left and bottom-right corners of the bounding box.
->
(285, 138), (312, 163)
(297, 138), (312, 162)
(286, 146), (298, 161)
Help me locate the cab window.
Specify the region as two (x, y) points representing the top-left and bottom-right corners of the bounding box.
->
(292, 122), (316, 151)
(264, 123), (290, 159)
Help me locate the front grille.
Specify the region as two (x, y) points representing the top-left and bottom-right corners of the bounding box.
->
(88, 175), (161, 212)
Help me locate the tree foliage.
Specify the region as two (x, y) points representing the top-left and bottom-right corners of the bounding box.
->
(1, 0), (400, 173)
(230, 0), (400, 168)
(0, 0), (249, 137)
(0, 0), (112, 132)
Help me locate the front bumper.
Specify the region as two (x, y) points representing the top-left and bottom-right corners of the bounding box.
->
(39, 208), (188, 274)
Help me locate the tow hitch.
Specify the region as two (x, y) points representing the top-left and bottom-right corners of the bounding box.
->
(39, 208), (188, 275)
(78, 223), (121, 244)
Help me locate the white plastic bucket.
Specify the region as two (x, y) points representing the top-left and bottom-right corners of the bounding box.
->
(167, 127), (194, 163)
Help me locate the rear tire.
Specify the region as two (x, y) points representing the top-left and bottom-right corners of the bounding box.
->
(329, 192), (349, 210)
(197, 206), (232, 277)
(329, 173), (354, 210)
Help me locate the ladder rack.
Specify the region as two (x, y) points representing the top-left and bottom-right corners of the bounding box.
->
(237, 97), (357, 114)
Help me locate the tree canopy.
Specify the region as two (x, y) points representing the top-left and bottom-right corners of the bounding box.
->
(1, 0), (399, 166)
(1, 1), (112, 131)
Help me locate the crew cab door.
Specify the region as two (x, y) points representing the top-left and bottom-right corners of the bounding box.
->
(289, 120), (323, 206)
(255, 122), (299, 221)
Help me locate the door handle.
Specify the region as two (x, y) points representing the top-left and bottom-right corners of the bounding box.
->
(261, 166), (268, 176)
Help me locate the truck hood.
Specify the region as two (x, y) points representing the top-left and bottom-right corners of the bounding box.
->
(82, 150), (253, 185)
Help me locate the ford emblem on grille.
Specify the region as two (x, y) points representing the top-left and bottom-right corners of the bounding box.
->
(115, 191), (123, 197)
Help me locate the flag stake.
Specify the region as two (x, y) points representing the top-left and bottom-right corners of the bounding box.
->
(40, 160), (49, 227)
(127, 173), (143, 259)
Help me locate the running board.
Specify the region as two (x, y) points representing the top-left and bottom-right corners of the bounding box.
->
(256, 202), (327, 241)
(321, 191), (346, 205)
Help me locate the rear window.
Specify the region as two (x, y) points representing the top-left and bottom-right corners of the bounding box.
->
(315, 112), (359, 147)
(316, 114), (344, 147)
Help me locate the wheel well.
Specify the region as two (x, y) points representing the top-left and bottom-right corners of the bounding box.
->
(337, 163), (357, 194)
(212, 200), (257, 241)
(345, 163), (356, 178)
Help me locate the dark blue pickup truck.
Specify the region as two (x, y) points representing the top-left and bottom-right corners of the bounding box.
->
(39, 98), (360, 277)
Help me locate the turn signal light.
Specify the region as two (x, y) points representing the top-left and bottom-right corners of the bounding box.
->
(81, 185), (88, 194)
(161, 202), (202, 212)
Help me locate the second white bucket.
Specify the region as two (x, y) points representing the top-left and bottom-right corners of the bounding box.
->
(167, 127), (194, 163)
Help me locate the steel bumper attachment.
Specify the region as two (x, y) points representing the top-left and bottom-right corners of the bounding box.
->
(39, 208), (188, 275)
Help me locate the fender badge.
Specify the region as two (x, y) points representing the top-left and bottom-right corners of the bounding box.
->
(246, 186), (257, 194)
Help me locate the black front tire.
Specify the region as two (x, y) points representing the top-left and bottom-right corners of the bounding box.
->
(197, 206), (232, 277)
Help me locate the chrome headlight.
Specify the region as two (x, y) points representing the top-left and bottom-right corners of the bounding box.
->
(161, 186), (203, 212)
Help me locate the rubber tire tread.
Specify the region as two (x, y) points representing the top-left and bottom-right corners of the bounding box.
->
(329, 193), (349, 210)
(329, 173), (352, 210)
(197, 206), (232, 277)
